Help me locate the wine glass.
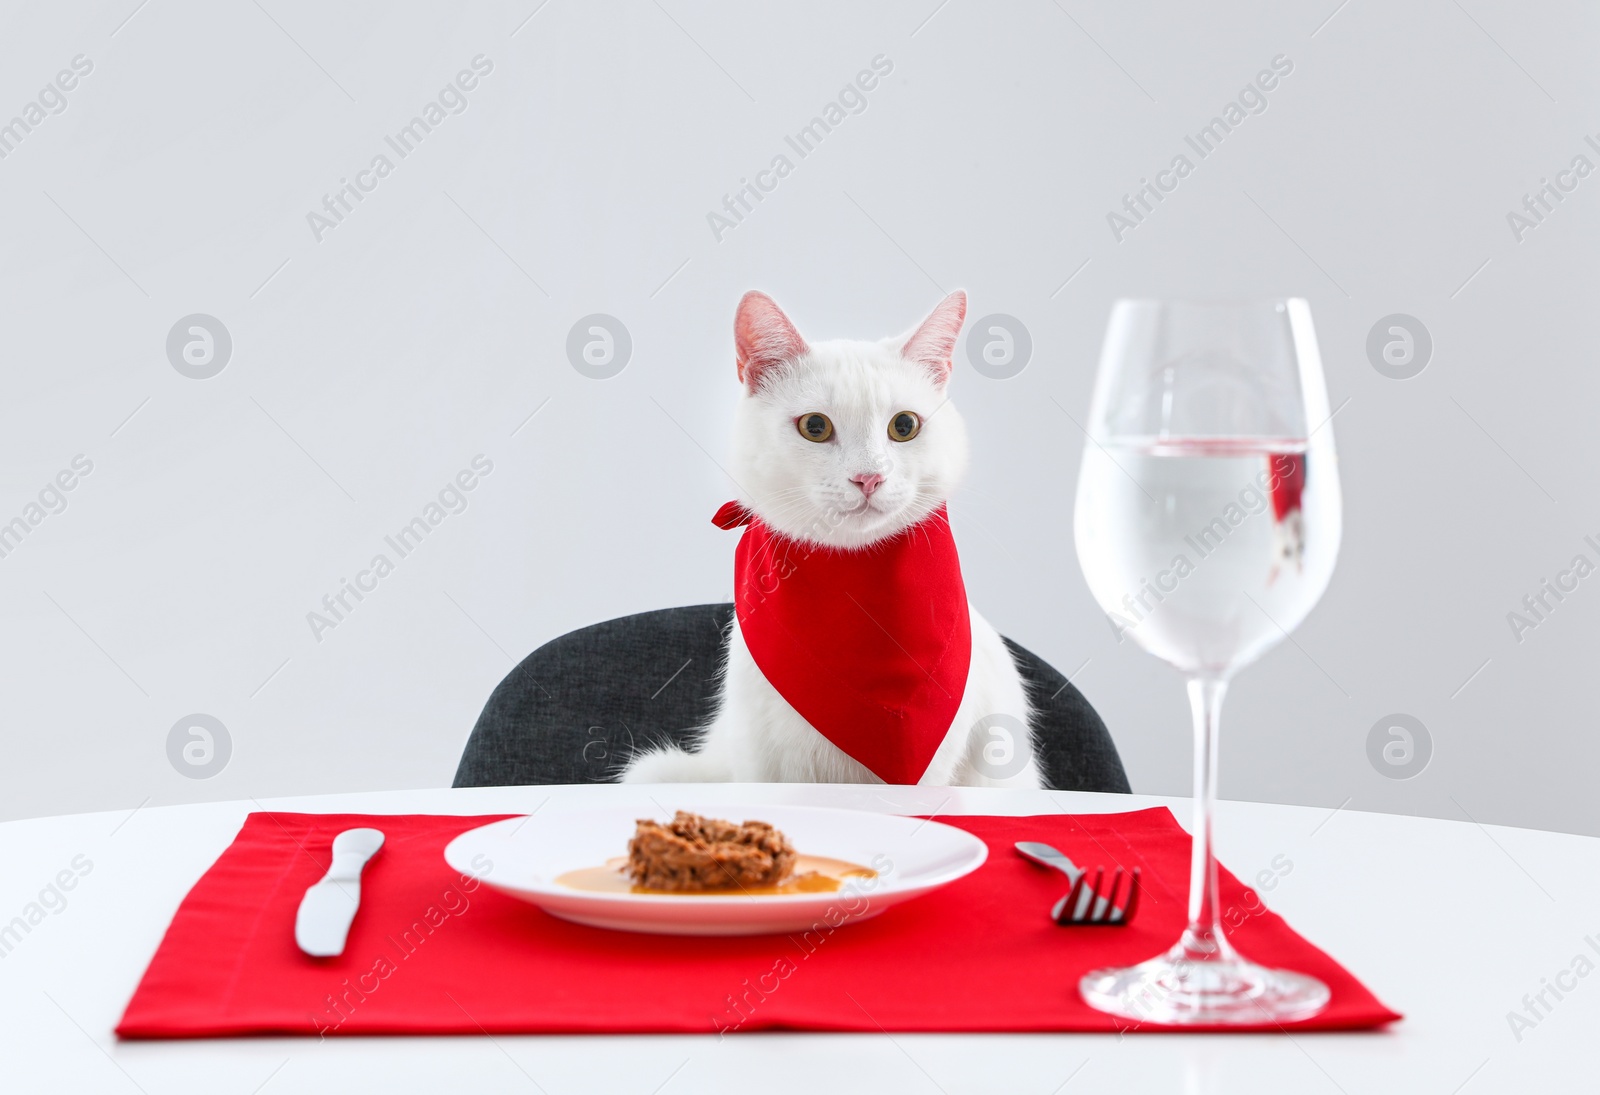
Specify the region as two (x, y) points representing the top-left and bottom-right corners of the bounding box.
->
(1072, 298), (1341, 1024)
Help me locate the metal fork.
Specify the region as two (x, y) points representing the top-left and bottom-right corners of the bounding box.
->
(1014, 841), (1141, 926)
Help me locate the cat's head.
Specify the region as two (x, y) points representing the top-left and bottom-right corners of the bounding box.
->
(728, 290), (970, 550)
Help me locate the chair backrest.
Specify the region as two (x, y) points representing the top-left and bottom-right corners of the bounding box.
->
(453, 604), (1130, 793)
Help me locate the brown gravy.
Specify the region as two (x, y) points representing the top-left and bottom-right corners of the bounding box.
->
(557, 855), (876, 896)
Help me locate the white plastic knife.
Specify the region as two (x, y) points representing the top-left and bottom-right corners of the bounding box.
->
(295, 828), (385, 957)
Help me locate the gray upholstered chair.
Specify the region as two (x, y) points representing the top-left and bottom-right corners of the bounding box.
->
(453, 604), (1130, 793)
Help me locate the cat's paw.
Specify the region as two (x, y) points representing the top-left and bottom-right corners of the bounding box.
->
(619, 747), (732, 784)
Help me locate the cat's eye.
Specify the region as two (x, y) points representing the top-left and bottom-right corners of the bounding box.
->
(796, 413), (834, 442)
(888, 411), (922, 442)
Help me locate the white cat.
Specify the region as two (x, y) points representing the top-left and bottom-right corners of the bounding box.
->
(622, 290), (1041, 788)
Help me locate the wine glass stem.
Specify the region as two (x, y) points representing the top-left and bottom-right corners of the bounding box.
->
(1180, 675), (1229, 962)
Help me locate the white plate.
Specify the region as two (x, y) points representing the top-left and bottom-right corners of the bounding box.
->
(444, 804), (988, 936)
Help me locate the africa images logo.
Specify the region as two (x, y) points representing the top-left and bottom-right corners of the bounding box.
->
(1106, 54), (1295, 242)
(706, 54), (895, 242)
(1505, 133), (1600, 243)
(305, 456), (494, 641)
(0, 54), (94, 160)
(305, 54), (495, 243)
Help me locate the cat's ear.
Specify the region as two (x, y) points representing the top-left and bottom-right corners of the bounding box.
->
(900, 290), (967, 387)
(735, 291), (808, 391)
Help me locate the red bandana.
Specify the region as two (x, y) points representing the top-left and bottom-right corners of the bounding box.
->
(713, 500), (972, 785)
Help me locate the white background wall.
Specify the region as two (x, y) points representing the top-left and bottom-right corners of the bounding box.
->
(1, 0), (1595, 834)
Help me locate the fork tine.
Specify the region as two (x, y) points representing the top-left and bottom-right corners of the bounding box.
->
(1120, 868), (1141, 923)
(1055, 875), (1086, 924)
(1056, 877), (1081, 922)
(1051, 864), (1141, 926)
(1117, 869), (1135, 921)
(1100, 869), (1123, 922)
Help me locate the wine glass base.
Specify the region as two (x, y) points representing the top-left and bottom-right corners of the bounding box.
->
(1080, 951), (1331, 1025)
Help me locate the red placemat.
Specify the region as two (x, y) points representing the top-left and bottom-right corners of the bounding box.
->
(117, 809), (1399, 1037)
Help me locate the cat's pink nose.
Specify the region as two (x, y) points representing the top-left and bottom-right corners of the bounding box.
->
(851, 473), (885, 497)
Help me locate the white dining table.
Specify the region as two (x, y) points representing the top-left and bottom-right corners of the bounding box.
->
(0, 782), (1592, 1094)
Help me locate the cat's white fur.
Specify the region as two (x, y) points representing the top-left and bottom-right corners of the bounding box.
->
(622, 290), (1041, 787)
